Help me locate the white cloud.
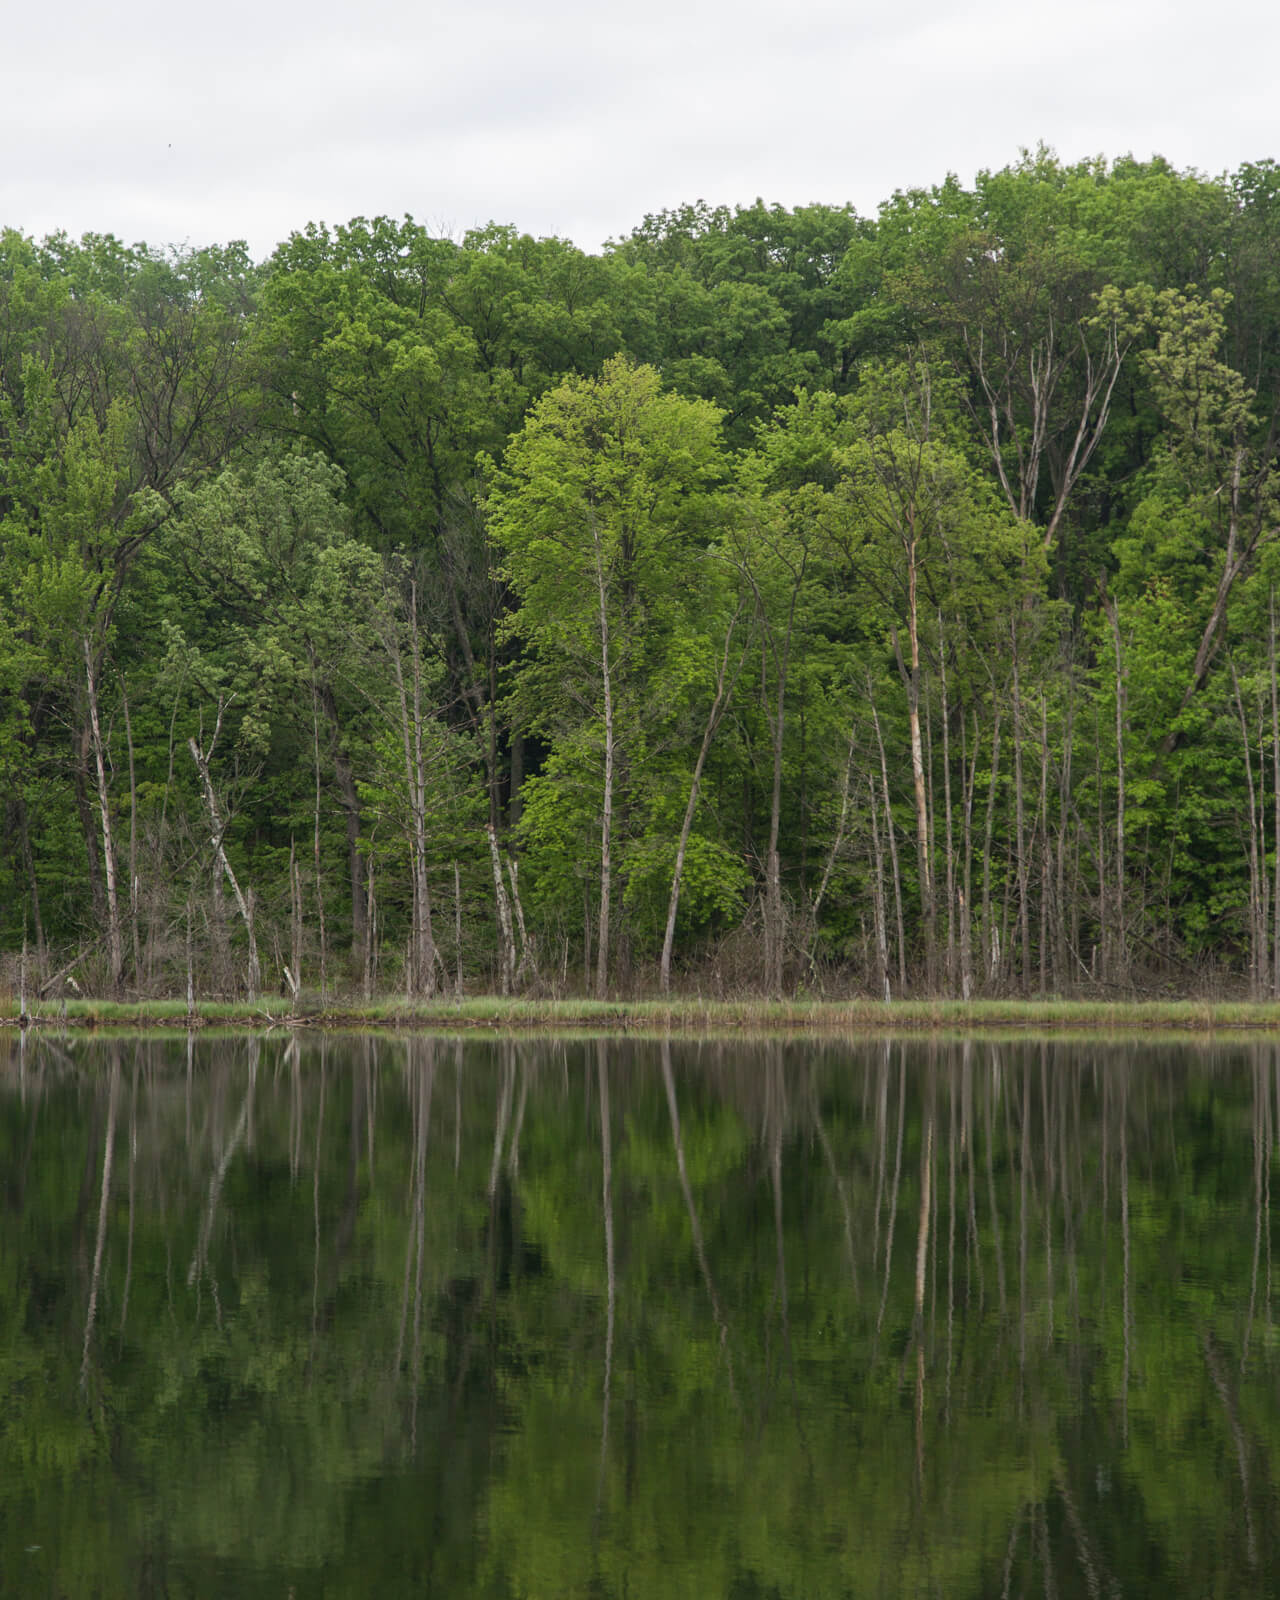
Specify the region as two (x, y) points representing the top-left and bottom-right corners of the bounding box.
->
(3, 0), (1277, 258)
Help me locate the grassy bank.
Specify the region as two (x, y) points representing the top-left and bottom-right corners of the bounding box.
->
(7, 994), (1280, 1034)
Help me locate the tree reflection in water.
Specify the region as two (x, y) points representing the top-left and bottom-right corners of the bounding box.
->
(0, 1030), (1277, 1597)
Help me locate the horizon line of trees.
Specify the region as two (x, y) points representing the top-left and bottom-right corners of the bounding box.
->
(6, 145), (1280, 1001)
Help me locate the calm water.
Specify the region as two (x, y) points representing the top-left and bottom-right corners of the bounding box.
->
(2, 1031), (1279, 1597)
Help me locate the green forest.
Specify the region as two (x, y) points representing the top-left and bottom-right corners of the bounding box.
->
(6, 147), (1280, 1002)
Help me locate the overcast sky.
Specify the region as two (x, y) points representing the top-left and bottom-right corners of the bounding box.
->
(4, 0), (1278, 261)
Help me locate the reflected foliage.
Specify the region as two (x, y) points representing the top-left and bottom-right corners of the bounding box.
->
(2, 1033), (1279, 1595)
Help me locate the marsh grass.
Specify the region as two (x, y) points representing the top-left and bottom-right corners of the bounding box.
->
(5, 993), (1280, 1033)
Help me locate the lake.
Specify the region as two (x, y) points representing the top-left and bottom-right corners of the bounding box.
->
(2, 1030), (1277, 1596)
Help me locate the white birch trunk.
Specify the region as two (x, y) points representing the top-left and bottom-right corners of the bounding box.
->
(83, 640), (123, 988)
(592, 521), (615, 999)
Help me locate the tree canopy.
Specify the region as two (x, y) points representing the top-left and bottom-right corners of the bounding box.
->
(6, 150), (1280, 999)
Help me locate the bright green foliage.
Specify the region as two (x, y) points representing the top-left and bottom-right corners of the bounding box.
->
(489, 356), (739, 950)
(11, 154), (1280, 994)
(158, 452), (377, 751)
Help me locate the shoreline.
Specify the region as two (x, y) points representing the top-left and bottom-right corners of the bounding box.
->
(8, 995), (1280, 1034)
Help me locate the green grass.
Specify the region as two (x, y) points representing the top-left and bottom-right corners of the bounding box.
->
(6, 992), (1280, 1034)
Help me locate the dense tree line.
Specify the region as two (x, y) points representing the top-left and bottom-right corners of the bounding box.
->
(6, 148), (1280, 998)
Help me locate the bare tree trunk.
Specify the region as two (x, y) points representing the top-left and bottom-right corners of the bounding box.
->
(937, 630), (956, 994)
(386, 579), (438, 998)
(1271, 592), (1280, 997)
(1233, 661), (1264, 997)
(906, 565), (936, 986)
(1094, 705), (1107, 982)
(962, 305), (1130, 552)
(753, 550), (809, 1000)
(507, 854), (533, 988)
(1161, 444), (1253, 756)
(1038, 697), (1050, 995)
(363, 857), (377, 1002)
(1010, 643), (1030, 994)
(454, 861), (465, 997)
(83, 641), (123, 990)
(808, 722), (859, 975)
(310, 685), (328, 1004)
(661, 610), (744, 993)
(999, 832), (1013, 990)
(186, 902), (195, 1016)
(870, 685), (908, 992)
(1261, 704), (1271, 988)
(1102, 595), (1128, 984)
(120, 675), (142, 988)
(583, 888), (592, 996)
(487, 823), (516, 996)
(868, 775), (892, 1001)
(75, 718), (106, 927)
(409, 599), (436, 997)
(960, 711), (978, 1001)
(764, 627), (788, 1000)
(316, 683), (366, 974)
(188, 722), (260, 1001)
(893, 571), (936, 985)
(591, 521), (616, 999)
(981, 707), (1003, 990)
(288, 840), (303, 1003)
(1057, 664), (1076, 990)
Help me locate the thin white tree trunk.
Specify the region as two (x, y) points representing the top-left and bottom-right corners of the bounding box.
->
(487, 823), (515, 996)
(408, 586), (437, 996)
(454, 861), (465, 997)
(188, 729), (260, 1000)
(869, 683), (907, 991)
(311, 684), (328, 1004)
(960, 711), (978, 1001)
(120, 675), (142, 987)
(1103, 596), (1127, 982)
(868, 775), (891, 1001)
(1057, 666), (1076, 989)
(1271, 592), (1280, 996)
(288, 841), (303, 1003)
(807, 721), (859, 965)
(1011, 646), (1030, 993)
(901, 535), (935, 983)
(84, 640), (123, 988)
(938, 615), (956, 994)
(660, 610), (744, 994)
(592, 522), (615, 998)
(1232, 661), (1264, 996)
(981, 706), (1003, 987)
(506, 854), (533, 987)
(387, 581), (438, 997)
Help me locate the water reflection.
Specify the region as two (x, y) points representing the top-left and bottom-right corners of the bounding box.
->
(1, 1032), (1278, 1597)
